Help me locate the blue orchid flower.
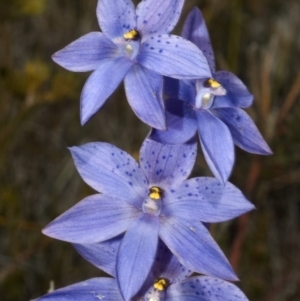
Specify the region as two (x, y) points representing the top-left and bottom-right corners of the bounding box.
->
(150, 7), (272, 183)
(36, 239), (249, 301)
(52, 0), (211, 129)
(42, 138), (254, 300)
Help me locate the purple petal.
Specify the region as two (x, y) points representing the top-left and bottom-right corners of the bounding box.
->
(136, 0), (184, 36)
(181, 7), (215, 73)
(138, 34), (211, 79)
(36, 278), (121, 301)
(80, 57), (132, 125)
(96, 0), (136, 40)
(163, 177), (255, 223)
(117, 214), (159, 301)
(166, 276), (249, 301)
(159, 217), (238, 281)
(43, 194), (139, 244)
(150, 98), (197, 145)
(164, 77), (196, 102)
(212, 71), (253, 108)
(139, 139), (197, 188)
(73, 235), (122, 277)
(124, 64), (165, 130)
(196, 110), (235, 183)
(52, 32), (121, 72)
(69, 142), (147, 208)
(214, 108), (272, 155)
(151, 240), (193, 284)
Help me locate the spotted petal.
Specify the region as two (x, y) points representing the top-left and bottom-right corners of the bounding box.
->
(69, 142), (147, 208)
(150, 98), (198, 145)
(214, 107), (272, 155)
(73, 235), (122, 277)
(139, 139), (197, 188)
(163, 177), (254, 223)
(138, 34), (211, 79)
(43, 194), (139, 244)
(52, 32), (121, 72)
(159, 217), (238, 281)
(96, 0), (136, 40)
(196, 110), (235, 183)
(124, 64), (166, 130)
(212, 71), (253, 108)
(80, 57), (132, 125)
(136, 0), (184, 36)
(36, 278), (121, 301)
(166, 276), (249, 301)
(181, 7), (215, 72)
(117, 214), (159, 301)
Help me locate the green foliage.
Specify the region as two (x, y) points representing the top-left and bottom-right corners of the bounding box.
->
(0, 0), (46, 20)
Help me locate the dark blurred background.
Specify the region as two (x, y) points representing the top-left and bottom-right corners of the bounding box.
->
(0, 0), (299, 300)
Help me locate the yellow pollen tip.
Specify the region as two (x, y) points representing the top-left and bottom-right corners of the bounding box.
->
(149, 187), (163, 200)
(206, 78), (221, 89)
(154, 278), (168, 291)
(123, 29), (140, 40)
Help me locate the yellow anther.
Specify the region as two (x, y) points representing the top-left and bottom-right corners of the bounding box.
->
(149, 187), (163, 200)
(205, 78), (221, 89)
(123, 29), (140, 41)
(153, 278), (168, 291)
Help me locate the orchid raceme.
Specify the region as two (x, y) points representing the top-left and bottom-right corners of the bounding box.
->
(52, 0), (211, 129)
(150, 7), (272, 183)
(43, 138), (254, 300)
(36, 239), (249, 301)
